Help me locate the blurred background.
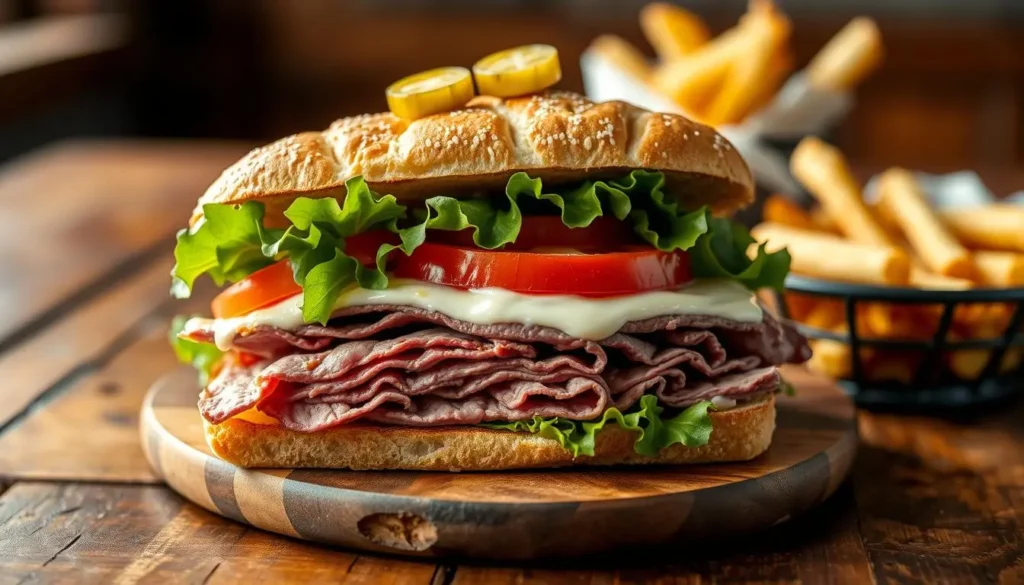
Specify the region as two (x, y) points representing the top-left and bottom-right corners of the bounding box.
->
(1, 0), (1023, 170)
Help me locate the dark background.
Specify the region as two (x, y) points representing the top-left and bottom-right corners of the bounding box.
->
(2, 0), (1023, 174)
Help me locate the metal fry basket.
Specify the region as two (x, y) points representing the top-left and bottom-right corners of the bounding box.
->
(774, 276), (1024, 408)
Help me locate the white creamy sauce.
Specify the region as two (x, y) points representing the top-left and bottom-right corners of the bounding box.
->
(190, 279), (762, 351)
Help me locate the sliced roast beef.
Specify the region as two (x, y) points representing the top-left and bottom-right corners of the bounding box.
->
(193, 303), (809, 431)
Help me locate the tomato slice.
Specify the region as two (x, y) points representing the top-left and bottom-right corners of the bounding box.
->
(392, 242), (692, 297)
(211, 261), (301, 319)
(430, 216), (638, 251)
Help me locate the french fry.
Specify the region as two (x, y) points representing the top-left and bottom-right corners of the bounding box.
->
(864, 303), (914, 339)
(763, 194), (816, 230)
(809, 205), (840, 234)
(877, 168), (976, 279)
(868, 198), (901, 239)
(909, 264), (975, 290)
(807, 338), (852, 379)
(650, 26), (747, 114)
(973, 250), (1024, 287)
(782, 292), (818, 321)
(952, 303), (1009, 340)
(639, 2), (711, 62)
(948, 340), (990, 380)
(790, 137), (893, 246)
(752, 222), (910, 285)
(938, 205), (1024, 252)
(702, 26), (777, 125)
(807, 17), (884, 91)
(704, 0), (791, 125)
(587, 35), (654, 83)
(803, 300), (845, 330)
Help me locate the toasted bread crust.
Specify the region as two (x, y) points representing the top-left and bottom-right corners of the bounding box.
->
(191, 91), (753, 226)
(204, 395), (775, 471)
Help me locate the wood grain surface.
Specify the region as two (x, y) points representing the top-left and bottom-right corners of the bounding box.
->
(0, 141), (1022, 582)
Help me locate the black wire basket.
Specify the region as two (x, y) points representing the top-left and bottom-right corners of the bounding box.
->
(773, 276), (1024, 409)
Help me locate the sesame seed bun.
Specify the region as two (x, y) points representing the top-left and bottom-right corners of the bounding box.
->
(190, 91), (753, 226)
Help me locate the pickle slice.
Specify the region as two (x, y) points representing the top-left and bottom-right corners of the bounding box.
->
(386, 66), (475, 120)
(473, 44), (562, 98)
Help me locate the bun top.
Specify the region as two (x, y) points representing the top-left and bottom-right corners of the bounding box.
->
(191, 91), (753, 226)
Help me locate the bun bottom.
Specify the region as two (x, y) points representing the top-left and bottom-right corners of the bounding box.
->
(205, 395), (776, 471)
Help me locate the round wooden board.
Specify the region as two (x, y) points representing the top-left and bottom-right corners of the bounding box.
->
(141, 365), (857, 560)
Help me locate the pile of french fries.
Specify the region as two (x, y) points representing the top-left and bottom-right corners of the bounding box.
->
(754, 137), (1024, 383)
(589, 1), (883, 126)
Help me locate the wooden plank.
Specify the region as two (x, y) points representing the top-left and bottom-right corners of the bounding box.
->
(0, 140), (245, 346)
(0, 267), (211, 482)
(855, 409), (1024, 583)
(0, 482), (438, 584)
(0, 257), (175, 433)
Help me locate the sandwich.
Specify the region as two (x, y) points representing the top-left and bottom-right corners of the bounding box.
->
(170, 89), (809, 471)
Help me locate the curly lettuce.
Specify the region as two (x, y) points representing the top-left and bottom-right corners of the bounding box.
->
(484, 396), (715, 457)
(172, 170), (790, 324)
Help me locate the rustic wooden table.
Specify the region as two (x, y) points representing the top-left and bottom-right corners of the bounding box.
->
(0, 140), (1022, 584)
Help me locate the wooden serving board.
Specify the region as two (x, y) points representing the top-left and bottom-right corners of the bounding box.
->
(140, 365), (857, 560)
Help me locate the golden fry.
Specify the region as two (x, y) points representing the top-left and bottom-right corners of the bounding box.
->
(908, 264), (975, 290)
(973, 251), (1024, 287)
(587, 35), (654, 83)
(763, 194), (816, 230)
(807, 339), (852, 379)
(939, 205), (1024, 252)
(807, 17), (884, 91)
(948, 342), (990, 380)
(803, 301), (845, 330)
(704, 0), (791, 124)
(877, 168), (976, 279)
(639, 2), (711, 62)
(790, 137), (893, 246)
(649, 26), (746, 114)
(809, 205), (840, 234)
(752, 222), (910, 285)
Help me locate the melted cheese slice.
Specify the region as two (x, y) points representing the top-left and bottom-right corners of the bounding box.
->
(189, 278), (762, 351)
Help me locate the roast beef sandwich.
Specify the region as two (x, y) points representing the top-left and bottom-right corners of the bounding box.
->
(170, 90), (809, 470)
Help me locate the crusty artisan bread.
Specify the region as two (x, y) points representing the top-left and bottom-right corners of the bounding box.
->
(205, 394), (775, 471)
(191, 91), (753, 227)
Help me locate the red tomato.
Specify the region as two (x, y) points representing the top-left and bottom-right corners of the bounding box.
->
(211, 260), (301, 319)
(392, 242), (692, 297)
(430, 216), (637, 251)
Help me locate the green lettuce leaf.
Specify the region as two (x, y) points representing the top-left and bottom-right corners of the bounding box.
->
(171, 170), (790, 324)
(484, 396), (714, 457)
(171, 202), (275, 298)
(168, 315), (223, 385)
(690, 216), (791, 291)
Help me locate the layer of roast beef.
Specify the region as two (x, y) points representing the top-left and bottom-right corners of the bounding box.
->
(189, 305), (809, 432)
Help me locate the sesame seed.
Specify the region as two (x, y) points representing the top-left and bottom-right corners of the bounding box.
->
(609, 137), (616, 146)
(662, 151), (668, 157)
(583, 137), (593, 150)
(694, 130), (700, 136)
